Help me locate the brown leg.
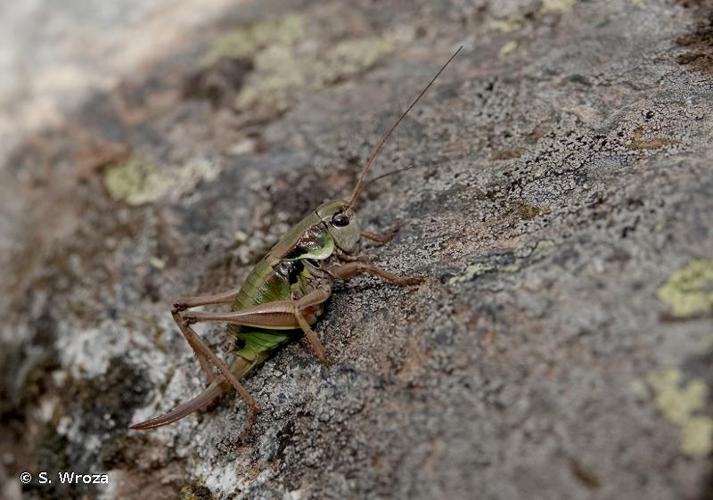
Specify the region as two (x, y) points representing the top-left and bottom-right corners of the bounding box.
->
(173, 288), (240, 311)
(172, 310), (259, 432)
(294, 289), (332, 365)
(170, 288), (240, 383)
(130, 379), (225, 430)
(295, 311), (330, 366)
(335, 250), (370, 263)
(361, 227), (398, 245)
(172, 310), (217, 384)
(326, 261), (423, 286)
(181, 288), (333, 365)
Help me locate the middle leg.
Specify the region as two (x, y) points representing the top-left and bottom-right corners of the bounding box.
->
(360, 225), (400, 245)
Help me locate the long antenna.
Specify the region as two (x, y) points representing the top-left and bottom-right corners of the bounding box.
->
(348, 45), (463, 209)
(363, 164), (421, 188)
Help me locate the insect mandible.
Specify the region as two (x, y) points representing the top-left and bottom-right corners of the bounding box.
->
(130, 46), (462, 435)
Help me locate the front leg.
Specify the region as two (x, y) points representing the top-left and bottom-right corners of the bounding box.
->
(360, 227), (399, 246)
(325, 260), (423, 286)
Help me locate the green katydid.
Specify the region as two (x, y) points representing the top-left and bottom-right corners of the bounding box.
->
(130, 46), (462, 434)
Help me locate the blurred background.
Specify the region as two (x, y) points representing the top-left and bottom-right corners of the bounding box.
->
(1, 1), (713, 499)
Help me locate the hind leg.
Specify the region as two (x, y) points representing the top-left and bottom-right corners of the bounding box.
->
(180, 287), (333, 366)
(169, 288), (241, 383)
(171, 309), (259, 432)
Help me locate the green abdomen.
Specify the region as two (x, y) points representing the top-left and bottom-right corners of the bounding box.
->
(233, 258), (291, 310)
(229, 258), (296, 362)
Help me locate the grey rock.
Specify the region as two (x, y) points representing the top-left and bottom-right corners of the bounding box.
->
(1, 0), (713, 499)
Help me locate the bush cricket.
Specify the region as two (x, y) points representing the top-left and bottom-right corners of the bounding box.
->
(130, 46), (462, 434)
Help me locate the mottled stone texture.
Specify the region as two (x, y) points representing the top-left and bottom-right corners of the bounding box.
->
(1, 0), (713, 499)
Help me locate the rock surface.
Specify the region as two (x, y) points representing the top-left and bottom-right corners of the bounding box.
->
(1, 0), (713, 499)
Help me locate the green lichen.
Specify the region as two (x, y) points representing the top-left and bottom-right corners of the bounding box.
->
(646, 368), (713, 456)
(104, 156), (221, 206)
(449, 240), (555, 285)
(499, 40), (518, 58)
(208, 13), (393, 113)
(448, 263), (496, 285)
(530, 239), (555, 258)
(205, 14), (308, 112)
(648, 369), (707, 422)
(490, 17), (524, 33)
(204, 14), (305, 64)
(103, 155), (162, 206)
(317, 37), (393, 84)
(501, 239), (555, 272)
(235, 34), (393, 112)
(657, 259), (713, 318)
(149, 256), (166, 270)
(542, 0), (576, 13)
(682, 417), (713, 456)
(236, 44), (305, 110)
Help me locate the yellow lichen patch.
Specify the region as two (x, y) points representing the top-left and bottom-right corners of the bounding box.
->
(448, 263), (496, 285)
(449, 240), (555, 285)
(104, 156), (221, 206)
(236, 44), (305, 111)
(499, 40), (519, 58)
(682, 417), (713, 456)
(235, 32), (393, 113)
(205, 14), (307, 113)
(647, 368), (713, 456)
(104, 155), (162, 206)
(490, 18), (524, 33)
(204, 14), (305, 64)
(212, 10), (393, 114)
(149, 256), (166, 270)
(513, 239), (555, 266)
(207, 15), (308, 113)
(657, 260), (713, 318)
(317, 38), (393, 84)
(500, 241), (554, 273)
(542, 0), (576, 13)
(648, 369), (706, 422)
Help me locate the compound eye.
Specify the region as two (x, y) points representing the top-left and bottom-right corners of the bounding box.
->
(331, 213), (350, 227)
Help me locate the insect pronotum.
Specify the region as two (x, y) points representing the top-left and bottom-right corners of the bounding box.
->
(130, 46), (463, 434)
